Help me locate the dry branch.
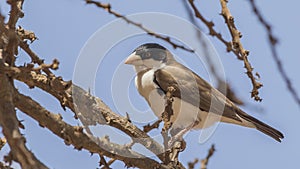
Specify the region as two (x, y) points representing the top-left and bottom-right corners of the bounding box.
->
(187, 0), (262, 101)
(183, 0), (244, 105)
(200, 144), (215, 169)
(187, 0), (239, 57)
(0, 1), (48, 167)
(85, 0), (194, 52)
(14, 91), (169, 169)
(0, 138), (6, 151)
(249, 0), (300, 107)
(7, 0), (24, 30)
(161, 86), (175, 165)
(220, 0), (262, 102)
(0, 162), (12, 169)
(143, 119), (162, 133)
(0, 63), (166, 161)
(0, 69), (48, 169)
(187, 158), (199, 169)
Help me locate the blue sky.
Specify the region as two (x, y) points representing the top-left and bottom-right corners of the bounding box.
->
(0, 0), (299, 169)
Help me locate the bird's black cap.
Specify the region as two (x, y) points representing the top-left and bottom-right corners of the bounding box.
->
(133, 43), (166, 53)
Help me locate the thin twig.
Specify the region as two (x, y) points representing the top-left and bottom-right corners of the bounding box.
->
(220, 0), (262, 101)
(187, 0), (262, 101)
(249, 0), (300, 107)
(0, 137), (6, 151)
(99, 155), (111, 169)
(187, 0), (240, 58)
(101, 158), (116, 169)
(85, 0), (194, 53)
(7, 0), (24, 30)
(187, 158), (199, 169)
(183, 0), (244, 105)
(0, 69), (48, 169)
(143, 119), (162, 133)
(161, 86), (176, 165)
(14, 91), (170, 169)
(200, 144), (215, 169)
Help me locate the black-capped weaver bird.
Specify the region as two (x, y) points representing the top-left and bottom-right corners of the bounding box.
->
(125, 43), (283, 143)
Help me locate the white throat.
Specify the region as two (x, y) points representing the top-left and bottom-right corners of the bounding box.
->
(134, 62), (166, 73)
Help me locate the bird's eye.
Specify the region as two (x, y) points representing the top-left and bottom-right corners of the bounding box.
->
(144, 52), (151, 59)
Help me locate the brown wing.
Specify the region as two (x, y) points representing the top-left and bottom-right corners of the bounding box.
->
(153, 63), (241, 122)
(154, 63), (284, 142)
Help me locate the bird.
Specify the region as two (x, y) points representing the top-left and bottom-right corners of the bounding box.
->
(125, 43), (284, 143)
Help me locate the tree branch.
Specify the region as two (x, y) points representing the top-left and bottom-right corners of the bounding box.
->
(187, 0), (262, 101)
(220, 0), (262, 101)
(183, 0), (244, 105)
(0, 138), (6, 151)
(85, 0), (194, 52)
(7, 0), (24, 30)
(200, 144), (215, 169)
(0, 63), (167, 161)
(14, 91), (170, 169)
(0, 65), (48, 169)
(249, 0), (300, 107)
(187, 0), (239, 58)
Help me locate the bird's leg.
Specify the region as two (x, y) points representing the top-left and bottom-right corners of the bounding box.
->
(169, 140), (184, 164)
(168, 120), (199, 148)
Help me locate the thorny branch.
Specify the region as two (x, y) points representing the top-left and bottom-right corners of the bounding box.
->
(0, 138), (6, 151)
(220, 0), (262, 102)
(143, 119), (162, 133)
(161, 86), (175, 165)
(160, 86), (186, 169)
(0, 0), (294, 168)
(187, 158), (199, 169)
(14, 91), (169, 169)
(0, 63), (167, 162)
(0, 1), (48, 168)
(1, 1), (173, 167)
(200, 144), (215, 169)
(0, 65), (47, 169)
(85, 0), (194, 52)
(187, 0), (262, 101)
(186, 144), (215, 169)
(183, 0), (244, 105)
(0, 162), (12, 169)
(249, 0), (300, 107)
(187, 0), (239, 58)
(99, 155), (111, 169)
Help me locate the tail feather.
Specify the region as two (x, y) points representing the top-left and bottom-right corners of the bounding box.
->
(237, 112), (284, 142)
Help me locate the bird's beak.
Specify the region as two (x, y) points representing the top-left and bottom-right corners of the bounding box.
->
(124, 52), (142, 65)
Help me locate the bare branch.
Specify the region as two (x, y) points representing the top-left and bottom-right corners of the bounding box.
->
(220, 0), (262, 101)
(19, 41), (54, 76)
(0, 162), (12, 169)
(200, 144), (215, 169)
(0, 138), (6, 151)
(101, 158), (116, 169)
(0, 64), (167, 161)
(7, 0), (24, 30)
(249, 0), (300, 107)
(143, 119), (162, 133)
(187, 0), (240, 58)
(17, 26), (38, 42)
(99, 155), (111, 169)
(14, 91), (170, 169)
(187, 0), (262, 101)
(161, 86), (176, 164)
(0, 3), (48, 167)
(85, 0), (194, 52)
(183, 0), (244, 105)
(187, 158), (199, 169)
(0, 67), (48, 169)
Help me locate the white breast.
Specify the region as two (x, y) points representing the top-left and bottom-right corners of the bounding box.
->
(136, 69), (221, 130)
